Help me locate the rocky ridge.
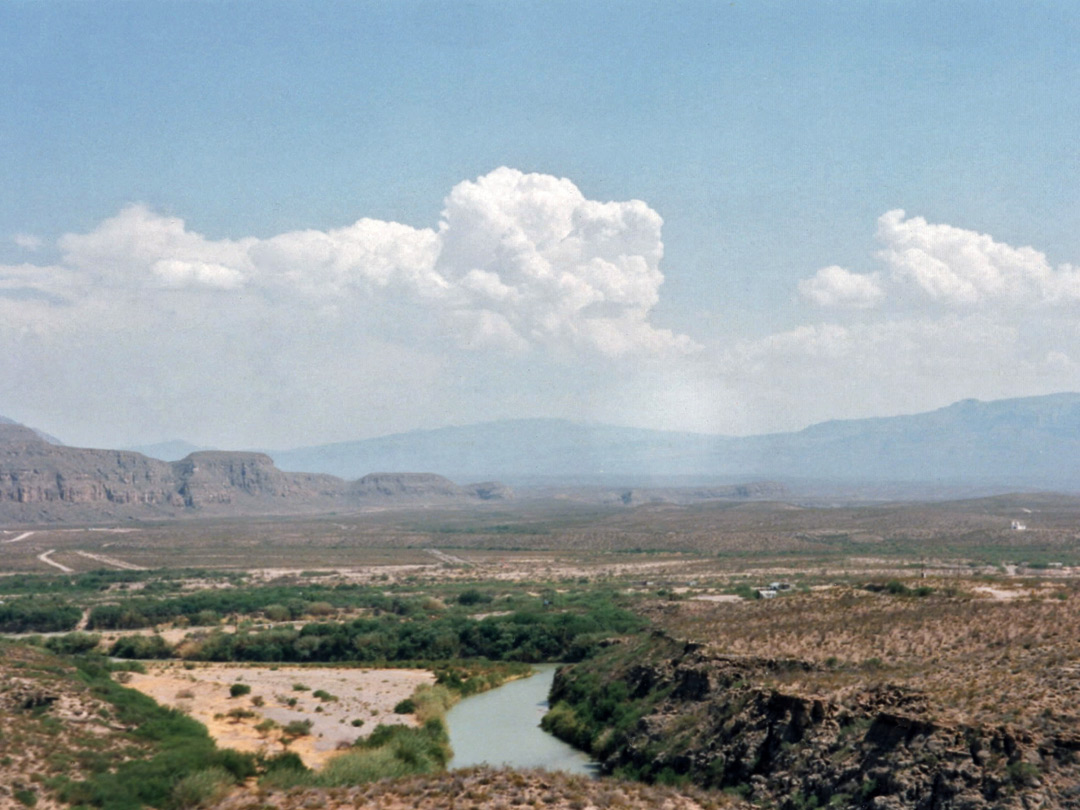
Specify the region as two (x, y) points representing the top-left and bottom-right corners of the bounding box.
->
(547, 633), (1080, 810)
(0, 423), (510, 523)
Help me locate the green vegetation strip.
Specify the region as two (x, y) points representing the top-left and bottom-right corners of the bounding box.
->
(49, 656), (258, 810)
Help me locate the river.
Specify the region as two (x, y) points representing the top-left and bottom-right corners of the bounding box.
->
(445, 664), (598, 775)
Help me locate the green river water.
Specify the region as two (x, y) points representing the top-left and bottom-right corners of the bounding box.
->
(445, 664), (597, 775)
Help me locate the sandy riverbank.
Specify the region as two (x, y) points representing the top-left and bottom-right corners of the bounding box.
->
(124, 662), (435, 768)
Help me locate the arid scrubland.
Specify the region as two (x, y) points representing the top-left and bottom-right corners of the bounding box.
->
(0, 644), (122, 810)
(3, 494), (1080, 809)
(650, 583), (1080, 733)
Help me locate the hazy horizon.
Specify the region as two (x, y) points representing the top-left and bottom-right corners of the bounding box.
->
(5, 2), (1080, 450)
(9, 390), (1079, 464)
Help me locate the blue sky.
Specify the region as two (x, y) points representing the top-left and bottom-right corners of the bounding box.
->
(3, 1), (1080, 448)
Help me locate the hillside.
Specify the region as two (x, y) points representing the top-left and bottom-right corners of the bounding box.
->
(268, 393), (1080, 490)
(0, 639), (263, 809)
(546, 586), (1080, 810)
(0, 415), (62, 445)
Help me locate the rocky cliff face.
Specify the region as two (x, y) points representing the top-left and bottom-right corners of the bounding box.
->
(350, 472), (512, 502)
(0, 425), (182, 507)
(547, 634), (1079, 810)
(174, 452), (342, 505)
(0, 423), (509, 522)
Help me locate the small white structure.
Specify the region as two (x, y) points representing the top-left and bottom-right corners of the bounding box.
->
(756, 588), (778, 599)
(1011, 520), (1027, 531)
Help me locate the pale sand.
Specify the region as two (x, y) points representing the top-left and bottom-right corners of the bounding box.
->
(973, 586), (1031, 600)
(688, 594), (743, 603)
(124, 663), (435, 769)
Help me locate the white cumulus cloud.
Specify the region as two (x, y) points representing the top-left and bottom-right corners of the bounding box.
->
(724, 211), (1080, 432)
(799, 211), (1080, 312)
(875, 209), (1080, 307)
(433, 167), (693, 356)
(799, 265), (884, 309)
(0, 168), (701, 447)
(29, 168), (694, 359)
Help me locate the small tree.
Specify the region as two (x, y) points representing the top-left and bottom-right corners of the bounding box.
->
(226, 707), (255, 723)
(282, 719), (313, 740)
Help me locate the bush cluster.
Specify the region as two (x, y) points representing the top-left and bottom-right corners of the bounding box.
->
(108, 600), (640, 665)
(0, 599), (82, 633)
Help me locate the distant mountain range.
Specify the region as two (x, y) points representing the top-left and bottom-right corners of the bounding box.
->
(263, 393), (1080, 490)
(5, 393), (1080, 516)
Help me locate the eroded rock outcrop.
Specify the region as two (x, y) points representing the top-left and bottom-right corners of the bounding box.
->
(350, 473), (512, 502)
(546, 633), (1080, 810)
(0, 422), (511, 521)
(0, 425), (182, 507)
(174, 452), (341, 505)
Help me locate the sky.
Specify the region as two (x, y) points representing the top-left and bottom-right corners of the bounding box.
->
(4, 1), (1080, 449)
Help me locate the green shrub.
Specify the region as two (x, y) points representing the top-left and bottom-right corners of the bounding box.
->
(317, 746), (414, 785)
(457, 589), (492, 606)
(43, 632), (101, 655)
(258, 751), (311, 788)
(228, 683), (251, 698)
(393, 698), (416, 714)
(262, 751), (307, 774)
(109, 634), (172, 659)
(1006, 761), (1041, 785)
(263, 604), (291, 622)
(0, 599), (81, 633)
(410, 684), (454, 723)
(282, 719), (313, 738)
(171, 766), (232, 808)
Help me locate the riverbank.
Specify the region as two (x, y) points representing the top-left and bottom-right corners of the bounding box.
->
(124, 662), (435, 768)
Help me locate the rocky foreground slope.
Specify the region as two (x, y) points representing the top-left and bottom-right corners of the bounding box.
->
(0, 423), (509, 523)
(545, 606), (1080, 810)
(209, 768), (739, 810)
